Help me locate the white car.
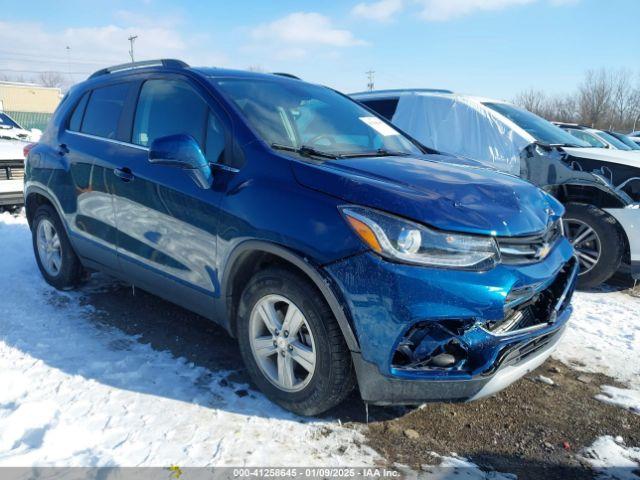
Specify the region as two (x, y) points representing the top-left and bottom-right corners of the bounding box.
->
(629, 132), (640, 146)
(554, 123), (640, 154)
(0, 139), (28, 208)
(0, 112), (42, 142)
(352, 90), (640, 288)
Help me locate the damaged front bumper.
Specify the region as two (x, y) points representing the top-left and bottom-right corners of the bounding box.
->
(325, 238), (577, 405)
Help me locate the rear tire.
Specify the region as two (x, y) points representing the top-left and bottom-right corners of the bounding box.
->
(563, 203), (622, 289)
(237, 267), (355, 415)
(32, 204), (84, 290)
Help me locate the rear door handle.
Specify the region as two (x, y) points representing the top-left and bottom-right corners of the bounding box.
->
(113, 167), (134, 182)
(58, 143), (69, 155)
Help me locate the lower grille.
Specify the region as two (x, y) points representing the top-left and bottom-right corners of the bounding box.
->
(0, 160), (24, 181)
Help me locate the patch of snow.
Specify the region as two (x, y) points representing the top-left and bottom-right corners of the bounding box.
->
(419, 452), (516, 479)
(554, 290), (640, 389)
(580, 436), (640, 480)
(537, 375), (554, 386)
(595, 386), (640, 415)
(0, 212), (379, 466)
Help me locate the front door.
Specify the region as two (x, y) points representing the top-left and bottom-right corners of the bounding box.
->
(111, 77), (230, 317)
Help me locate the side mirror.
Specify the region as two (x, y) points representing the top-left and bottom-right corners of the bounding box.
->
(149, 134), (213, 189)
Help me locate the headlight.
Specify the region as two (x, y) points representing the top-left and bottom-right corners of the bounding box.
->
(340, 206), (499, 270)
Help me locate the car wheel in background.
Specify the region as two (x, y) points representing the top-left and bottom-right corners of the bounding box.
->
(237, 267), (355, 415)
(563, 203), (622, 289)
(32, 204), (84, 290)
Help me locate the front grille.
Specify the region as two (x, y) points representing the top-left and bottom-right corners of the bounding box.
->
(485, 257), (577, 335)
(0, 160), (24, 181)
(497, 219), (563, 265)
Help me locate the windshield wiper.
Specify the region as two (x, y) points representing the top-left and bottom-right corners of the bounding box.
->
(333, 148), (412, 159)
(271, 143), (338, 159)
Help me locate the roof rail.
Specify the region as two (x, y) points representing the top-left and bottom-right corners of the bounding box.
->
(272, 72), (301, 80)
(88, 59), (189, 79)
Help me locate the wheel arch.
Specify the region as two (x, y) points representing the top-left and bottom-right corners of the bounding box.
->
(222, 240), (360, 352)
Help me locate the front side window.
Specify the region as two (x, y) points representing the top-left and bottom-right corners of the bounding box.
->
(361, 98), (400, 120)
(214, 78), (422, 158)
(81, 83), (130, 139)
(483, 102), (590, 148)
(133, 79), (207, 148)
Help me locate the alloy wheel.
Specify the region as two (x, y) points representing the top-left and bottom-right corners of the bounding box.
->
(563, 218), (602, 275)
(36, 218), (62, 276)
(249, 294), (316, 392)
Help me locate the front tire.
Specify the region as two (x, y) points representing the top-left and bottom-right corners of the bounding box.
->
(563, 203), (622, 289)
(32, 204), (84, 290)
(237, 267), (355, 415)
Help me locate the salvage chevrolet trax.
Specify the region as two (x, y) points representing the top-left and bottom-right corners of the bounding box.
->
(24, 60), (578, 415)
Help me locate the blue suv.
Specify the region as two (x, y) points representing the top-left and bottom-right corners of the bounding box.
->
(24, 59), (577, 415)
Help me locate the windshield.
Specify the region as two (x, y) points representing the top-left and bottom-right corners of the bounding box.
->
(0, 113), (21, 129)
(483, 102), (590, 147)
(214, 78), (422, 158)
(611, 132), (640, 150)
(596, 130), (632, 150)
(565, 128), (607, 148)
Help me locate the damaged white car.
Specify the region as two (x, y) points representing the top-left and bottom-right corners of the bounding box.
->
(0, 112), (42, 142)
(0, 139), (28, 208)
(352, 90), (640, 288)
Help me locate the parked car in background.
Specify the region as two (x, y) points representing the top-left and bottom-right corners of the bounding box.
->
(0, 139), (29, 208)
(24, 60), (577, 415)
(554, 122), (640, 154)
(0, 112), (42, 142)
(606, 131), (640, 151)
(629, 132), (640, 146)
(353, 90), (640, 288)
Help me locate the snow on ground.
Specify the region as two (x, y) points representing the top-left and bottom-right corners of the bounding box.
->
(556, 289), (640, 389)
(0, 212), (378, 467)
(580, 436), (640, 480)
(595, 386), (640, 416)
(416, 453), (516, 479)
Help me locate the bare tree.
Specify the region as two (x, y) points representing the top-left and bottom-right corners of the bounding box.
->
(37, 71), (67, 89)
(577, 69), (613, 129)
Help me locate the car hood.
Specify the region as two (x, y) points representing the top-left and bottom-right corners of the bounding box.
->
(563, 147), (640, 168)
(0, 139), (27, 160)
(290, 153), (560, 237)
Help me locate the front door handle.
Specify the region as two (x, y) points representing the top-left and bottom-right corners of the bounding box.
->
(113, 167), (134, 182)
(58, 143), (69, 155)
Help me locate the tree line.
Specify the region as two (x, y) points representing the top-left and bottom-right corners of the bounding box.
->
(514, 69), (640, 134)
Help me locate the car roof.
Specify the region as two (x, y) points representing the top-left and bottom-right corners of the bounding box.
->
(350, 89), (510, 105)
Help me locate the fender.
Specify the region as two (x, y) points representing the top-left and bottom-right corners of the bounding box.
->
(221, 239), (360, 352)
(24, 184), (68, 231)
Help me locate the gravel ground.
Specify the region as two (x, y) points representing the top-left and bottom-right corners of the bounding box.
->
(80, 274), (640, 479)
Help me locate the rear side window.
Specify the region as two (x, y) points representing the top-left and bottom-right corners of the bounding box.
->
(81, 83), (130, 139)
(68, 92), (90, 131)
(132, 79), (208, 147)
(360, 98), (399, 120)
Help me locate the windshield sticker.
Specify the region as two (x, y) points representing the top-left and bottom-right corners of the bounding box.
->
(359, 117), (400, 137)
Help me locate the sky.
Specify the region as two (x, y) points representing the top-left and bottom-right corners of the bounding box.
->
(0, 0), (638, 99)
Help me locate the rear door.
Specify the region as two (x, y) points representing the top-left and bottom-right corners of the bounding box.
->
(60, 82), (137, 272)
(111, 75), (230, 317)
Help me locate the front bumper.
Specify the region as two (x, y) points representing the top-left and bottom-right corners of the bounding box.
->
(325, 237), (577, 405)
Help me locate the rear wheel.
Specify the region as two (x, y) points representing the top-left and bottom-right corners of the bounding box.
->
(237, 267), (355, 415)
(32, 204), (84, 290)
(563, 203), (622, 289)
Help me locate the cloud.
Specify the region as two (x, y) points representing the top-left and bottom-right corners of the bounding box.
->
(247, 12), (366, 61)
(0, 19), (226, 84)
(415, 0), (535, 21)
(351, 0), (405, 22)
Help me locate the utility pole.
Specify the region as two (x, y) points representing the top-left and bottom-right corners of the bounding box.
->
(128, 35), (138, 63)
(366, 70), (375, 91)
(65, 46), (71, 81)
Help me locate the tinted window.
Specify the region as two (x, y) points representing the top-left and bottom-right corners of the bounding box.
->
(81, 83), (130, 139)
(361, 98), (399, 120)
(68, 92), (90, 131)
(132, 79), (208, 147)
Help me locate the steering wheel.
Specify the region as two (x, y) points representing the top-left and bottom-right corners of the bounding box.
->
(306, 134), (337, 147)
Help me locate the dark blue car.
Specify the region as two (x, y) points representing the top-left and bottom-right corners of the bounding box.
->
(24, 59), (578, 415)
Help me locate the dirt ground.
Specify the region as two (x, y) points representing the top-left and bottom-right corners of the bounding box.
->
(79, 274), (639, 480)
